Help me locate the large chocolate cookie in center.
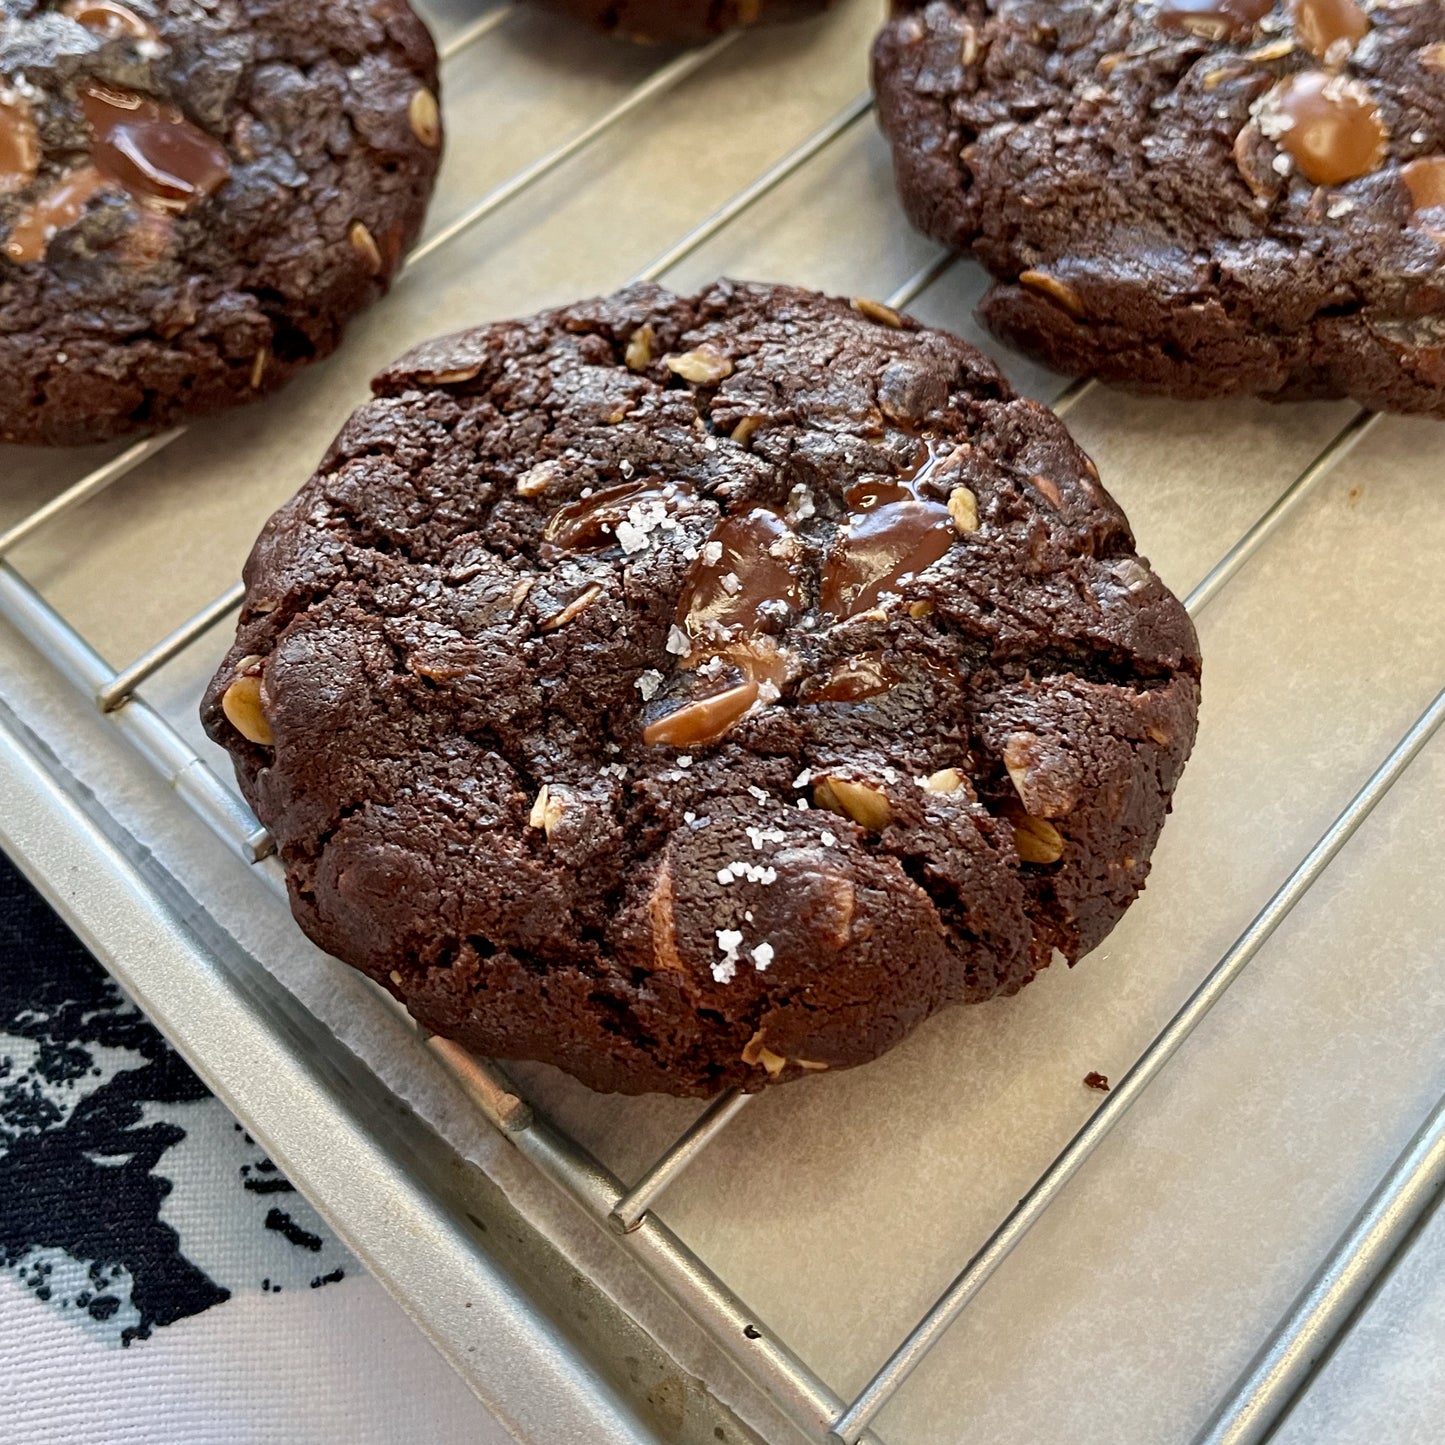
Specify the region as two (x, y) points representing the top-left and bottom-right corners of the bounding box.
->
(203, 280), (1200, 1097)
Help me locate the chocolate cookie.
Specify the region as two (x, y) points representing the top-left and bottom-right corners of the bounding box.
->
(202, 280), (1201, 1097)
(530, 0), (833, 45)
(874, 0), (1445, 414)
(0, 0), (440, 447)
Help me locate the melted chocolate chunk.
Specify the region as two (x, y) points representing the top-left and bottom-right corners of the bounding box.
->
(645, 508), (804, 746)
(820, 491), (954, 618)
(3, 166), (114, 263)
(1155, 0), (1272, 42)
(844, 478), (914, 511)
(81, 84), (230, 211)
(1268, 72), (1388, 186)
(543, 479), (687, 550)
(676, 508), (804, 643)
(1288, 0), (1369, 62)
(642, 679), (760, 747)
(801, 652), (896, 703)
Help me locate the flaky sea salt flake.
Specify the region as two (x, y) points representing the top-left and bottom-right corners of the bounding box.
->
(615, 519), (649, 553)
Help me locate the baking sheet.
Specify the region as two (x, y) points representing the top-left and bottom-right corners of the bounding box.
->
(2, 0), (1443, 1438)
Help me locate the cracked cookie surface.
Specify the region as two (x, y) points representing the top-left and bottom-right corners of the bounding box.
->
(203, 280), (1201, 1097)
(531, 0), (833, 45)
(0, 0), (440, 446)
(874, 0), (1445, 414)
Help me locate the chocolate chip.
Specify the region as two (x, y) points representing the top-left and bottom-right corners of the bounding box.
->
(1264, 71), (1388, 186)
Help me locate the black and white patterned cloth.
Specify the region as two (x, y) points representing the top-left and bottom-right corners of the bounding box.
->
(0, 851), (491, 1444)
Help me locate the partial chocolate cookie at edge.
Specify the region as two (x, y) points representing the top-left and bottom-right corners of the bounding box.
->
(0, 0), (441, 446)
(531, 0), (833, 45)
(874, 0), (1445, 414)
(203, 280), (1201, 1097)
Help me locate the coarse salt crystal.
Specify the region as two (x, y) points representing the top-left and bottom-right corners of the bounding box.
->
(666, 624), (692, 655)
(635, 669), (664, 701)
(702, 541), (724, 566)
(615, 519), (649, 554)
(752, 942), (775, 972)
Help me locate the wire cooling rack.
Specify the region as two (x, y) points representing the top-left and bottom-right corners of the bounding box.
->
(2, 4), (1443, 1441)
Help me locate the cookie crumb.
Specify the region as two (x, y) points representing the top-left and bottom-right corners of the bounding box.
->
(1084, 1071), (1111, 1092)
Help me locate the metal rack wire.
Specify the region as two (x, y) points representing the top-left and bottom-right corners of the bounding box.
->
(1, 9), (1442, 1444)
